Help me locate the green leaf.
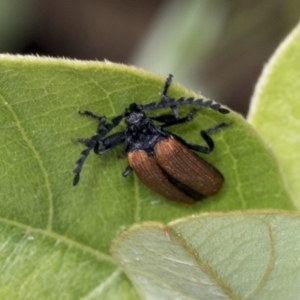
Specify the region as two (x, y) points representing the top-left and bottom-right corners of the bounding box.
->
(248, 22), (300, 207)
(112, 211), (300, 299)
(0, 54), (294, 298)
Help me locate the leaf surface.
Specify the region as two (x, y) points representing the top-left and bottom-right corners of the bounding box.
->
(112, 211), (300, 300)
(0, 55), (294, 298)
(249, 21), (300, 207)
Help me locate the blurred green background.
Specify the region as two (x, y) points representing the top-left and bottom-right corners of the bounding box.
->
(1, 0), (299, 114)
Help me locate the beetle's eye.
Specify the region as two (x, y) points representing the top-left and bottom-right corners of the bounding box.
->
(129, 103), (139, 112)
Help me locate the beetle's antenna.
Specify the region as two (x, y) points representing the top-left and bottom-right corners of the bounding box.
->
(141, 97), (230, 115)
(73, 116), (108, 186)
(73, 144), (94, 186)
(142, 74), (229, 115)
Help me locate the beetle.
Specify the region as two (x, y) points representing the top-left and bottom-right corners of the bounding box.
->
(73, 74), (230, 204)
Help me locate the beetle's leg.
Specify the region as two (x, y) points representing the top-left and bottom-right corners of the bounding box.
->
(132, 74), (173, 110)
(152, 108), (198, 127)
(160, 74), (181, 118)
(161, 74), (173, 99)
(193, 122), (231, 153)
(122, 166), (133, 177)
(139, 73), (180, 118)
(111, 113), (127, 127)
(170, 122), (231, 154)
(137, 73), (175, 113)
(94, 131), (125, 155)
(170, 132), (212, 154)
(204, 122), (231, 135)
(79, 110), (105, 121)
(73, 116), (109, 149)
(79, 110), (126, 134)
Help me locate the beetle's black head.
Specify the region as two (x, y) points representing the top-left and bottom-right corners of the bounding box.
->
(126, 111), (149, 131)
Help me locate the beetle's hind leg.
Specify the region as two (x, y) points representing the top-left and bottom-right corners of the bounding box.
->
(203, 122), (231, 135)
(122, 166), (133, 177)
(171, 122), (231, 154)
(194, 122), (231, 153)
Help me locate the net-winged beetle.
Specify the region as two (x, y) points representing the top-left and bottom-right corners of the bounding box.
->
(73, 75), (230, 204)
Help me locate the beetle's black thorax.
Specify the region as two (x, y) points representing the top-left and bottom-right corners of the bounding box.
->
(124, 111), (168, 155)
